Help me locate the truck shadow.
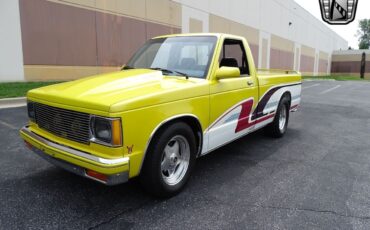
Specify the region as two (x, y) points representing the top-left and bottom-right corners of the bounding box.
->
(4, 128), (300, 227)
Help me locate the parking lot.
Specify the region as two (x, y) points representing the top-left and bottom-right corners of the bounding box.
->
(1, 80), (370, 229)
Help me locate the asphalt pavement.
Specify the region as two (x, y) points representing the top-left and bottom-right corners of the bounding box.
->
(1, 80), (370, 229)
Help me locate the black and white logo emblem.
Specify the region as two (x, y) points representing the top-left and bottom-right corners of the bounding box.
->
(319, 0), (358, 25)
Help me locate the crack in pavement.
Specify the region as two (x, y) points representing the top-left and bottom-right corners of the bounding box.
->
(201, 196), (370, 222)
(254, 204), (370, 221)
(87, 199), (159, 230)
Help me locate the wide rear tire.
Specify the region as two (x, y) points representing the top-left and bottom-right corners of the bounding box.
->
(264, 95), (290, 138)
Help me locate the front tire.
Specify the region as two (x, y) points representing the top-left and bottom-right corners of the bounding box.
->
(264, 95), (290, 138)
(140, 122), (196, 198)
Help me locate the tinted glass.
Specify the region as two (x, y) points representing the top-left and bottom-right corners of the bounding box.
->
(220, 39), (250, 75)
(126, 36), (218, 78)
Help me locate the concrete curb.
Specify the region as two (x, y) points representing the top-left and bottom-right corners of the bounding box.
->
(0, 97), (27, 109)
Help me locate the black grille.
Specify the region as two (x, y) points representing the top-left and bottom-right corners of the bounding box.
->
(34, 103), (91, 144)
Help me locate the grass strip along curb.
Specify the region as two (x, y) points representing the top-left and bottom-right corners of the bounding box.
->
(0, 82), (63, 99)
(303, 75), (369, 81)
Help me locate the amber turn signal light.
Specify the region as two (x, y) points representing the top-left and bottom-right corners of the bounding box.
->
(111, 119), (122, 146)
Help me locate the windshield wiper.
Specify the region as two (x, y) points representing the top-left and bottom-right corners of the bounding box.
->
(122, 65), (135, 70)
(151, 67), (189, 79)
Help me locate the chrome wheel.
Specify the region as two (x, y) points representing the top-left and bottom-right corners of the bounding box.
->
(279, 104), (287, 131)
(161, 135), (190, 186)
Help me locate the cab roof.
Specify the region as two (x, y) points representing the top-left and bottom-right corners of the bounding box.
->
(153, 33), (246, 41)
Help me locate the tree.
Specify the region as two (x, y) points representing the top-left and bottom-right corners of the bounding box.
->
(357, 19), (370, 49)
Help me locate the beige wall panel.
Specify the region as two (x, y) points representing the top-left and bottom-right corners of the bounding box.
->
(295, 47), (300, 71)
(319, 51), (329, 60)
(95, 0), (116, 12)
(301, 72), (315, 76)
(115, 0), (146, 19)
(332, 54), (363, 62)
(249, 44), (259, 67)
(24, 65), (119, 81)
(57, 0), (181, 27)
(261, 39), (268, 69)
(301, 45), (315, 58)
(229, 21), (259, 45)
(169, 1), (181, 27)
(210, 14), (260, 44)
(270, 35), (294, 53)
(209, 14), (230, 33)
(60, 0), (95, 8)
(146, 0), (171, 25)
(189, 18), (203, 33)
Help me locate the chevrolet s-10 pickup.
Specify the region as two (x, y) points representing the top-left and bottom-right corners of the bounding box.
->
(20, 33), (301, 197)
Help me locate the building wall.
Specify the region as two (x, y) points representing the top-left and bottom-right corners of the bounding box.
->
(19, 0), (181, 81)
(331, 50), (370, 79)
(0, 0), (348, 82)
(0, 1), (24, 82)
(176, 0), (347, 76)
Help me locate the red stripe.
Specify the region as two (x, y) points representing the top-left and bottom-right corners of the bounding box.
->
(290, 104), (299, 110)
(235, 100), (254, 133)
(255, 113), (275, 123)
(235, 100), (276, 133)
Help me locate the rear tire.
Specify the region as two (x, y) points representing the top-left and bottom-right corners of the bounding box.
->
(140, 122), (196, 198)
(264, 95), (290, 138)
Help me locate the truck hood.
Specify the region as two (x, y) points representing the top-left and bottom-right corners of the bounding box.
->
(28, 69), (209, 113)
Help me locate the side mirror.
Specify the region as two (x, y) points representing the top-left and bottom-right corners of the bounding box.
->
(215, 67), (241, 80)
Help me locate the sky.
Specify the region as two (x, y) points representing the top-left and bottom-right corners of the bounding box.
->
(294, 0), (369, 49)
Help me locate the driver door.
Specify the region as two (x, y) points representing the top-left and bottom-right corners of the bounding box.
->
(207, 38), (258, 152)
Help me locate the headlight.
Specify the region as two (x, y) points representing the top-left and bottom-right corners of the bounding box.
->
(90, 116), (122, 147)
(27, 101), (35, 121)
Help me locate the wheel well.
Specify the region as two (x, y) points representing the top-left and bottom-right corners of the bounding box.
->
(179, 116), (203, 156)
(140, 115), (203, 172)
(282, 91), (292, 107)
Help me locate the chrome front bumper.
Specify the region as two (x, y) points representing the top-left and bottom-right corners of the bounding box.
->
(20, 126), (130, 185)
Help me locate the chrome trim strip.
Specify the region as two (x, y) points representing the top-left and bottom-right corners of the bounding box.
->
(29, 144), (129, 185)
(21, 126), (129, 166)
(139, 114), (203, 173)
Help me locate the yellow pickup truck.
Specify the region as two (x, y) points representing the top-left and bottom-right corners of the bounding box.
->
(20, 33), (301, 197)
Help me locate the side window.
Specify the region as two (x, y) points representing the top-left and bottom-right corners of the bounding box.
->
(220, 39), (250, 75)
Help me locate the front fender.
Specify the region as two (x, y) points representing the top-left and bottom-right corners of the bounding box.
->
(115, 96), (209, 178)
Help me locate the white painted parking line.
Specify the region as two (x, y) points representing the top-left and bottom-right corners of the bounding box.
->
(319, 85), (341, 95)
(303, 83), (320, 89)
(0, 120), (18, 130)
(0, 103), (26, 109)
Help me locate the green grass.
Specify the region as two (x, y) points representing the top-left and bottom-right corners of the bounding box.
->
(303, 75), (369, 81)
(0, 75), (367, 99)
(0, 81), (63, 99)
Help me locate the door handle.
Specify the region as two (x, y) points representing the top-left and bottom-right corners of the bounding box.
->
(247, 81), (254, 86)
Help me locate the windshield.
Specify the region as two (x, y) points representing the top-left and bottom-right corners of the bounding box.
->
(125, 36), (218, 79)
